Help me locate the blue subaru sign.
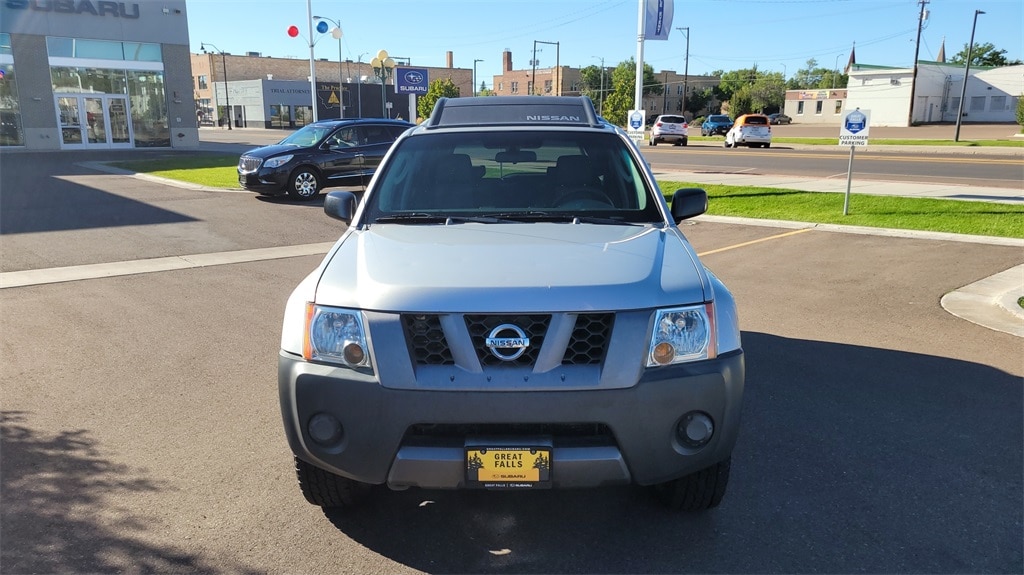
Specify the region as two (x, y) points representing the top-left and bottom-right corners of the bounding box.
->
(396, 67), (429, 94)
(844, 110), (867, 134)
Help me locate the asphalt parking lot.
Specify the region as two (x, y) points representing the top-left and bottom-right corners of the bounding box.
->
(1, 150), (1021, 574)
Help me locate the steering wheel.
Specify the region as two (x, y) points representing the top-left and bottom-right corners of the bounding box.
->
(556, 188), (613, 208)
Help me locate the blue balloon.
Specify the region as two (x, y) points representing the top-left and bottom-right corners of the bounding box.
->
(316, 21), (329, 34)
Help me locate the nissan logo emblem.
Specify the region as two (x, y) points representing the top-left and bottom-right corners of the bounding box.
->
(485, 324), (530, 361)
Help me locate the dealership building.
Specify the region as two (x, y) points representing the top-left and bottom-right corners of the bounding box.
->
(0, 0), (197, 150)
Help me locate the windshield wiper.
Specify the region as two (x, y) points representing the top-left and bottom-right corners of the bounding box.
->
(481, 212), (641, 225)
(372, 213), (504, 225)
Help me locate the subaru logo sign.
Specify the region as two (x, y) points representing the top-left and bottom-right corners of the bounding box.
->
(396, 67), (429, 94)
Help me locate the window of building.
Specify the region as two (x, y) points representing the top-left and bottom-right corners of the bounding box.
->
(949, 96), (961, 115)
(498, 82), (503, 91)
(46, 37), (161, 61)
(677, 85), (683, 95)
(544, 79), (552, 93)
(51, 67), (128, 94)
(990, 95), (1006, 111)
(0, 32), (11, 55)
(570, 81), (580, 91)
(815, 100), (823, 114)
(127, 70), (169, 147)
(198, 75), (208, 90)
(797, 101), (804, 115)
(527, 81), (533, 95)
(510, 81), (518, 94)
(969, 96), (985, 112)
(834, 100), (843, 114)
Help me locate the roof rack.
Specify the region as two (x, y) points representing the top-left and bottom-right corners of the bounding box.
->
(424, 96), (603, 129)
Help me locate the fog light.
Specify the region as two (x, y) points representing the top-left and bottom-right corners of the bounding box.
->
(677, 412), (713, 449)
(343, 342), (365, 365)
(308, 413), (342, 445)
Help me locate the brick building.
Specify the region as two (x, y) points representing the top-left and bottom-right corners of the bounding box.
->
(191, 51), (473, 127)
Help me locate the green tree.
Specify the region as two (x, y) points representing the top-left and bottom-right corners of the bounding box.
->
(417, 77), (460, 121)
(788, 58), (848, 90)
(1017, 94), (1024, 131)
(685, 86), (714, 115)
(578, 64), (612, 111)
(747, 72), (786, 114)
(950, 42), (1023, 67)
(602, 59), (662, 126)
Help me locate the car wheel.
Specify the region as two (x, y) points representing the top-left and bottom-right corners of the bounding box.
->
(649, 138), (658, 146)
(723, 139), (731, 148)
(680, 138), (688, 147)
(287, 167), (322, 201)
(652, 457), (731, 511)
(764, 142), (771, 148)
(294, 456), (373, 509)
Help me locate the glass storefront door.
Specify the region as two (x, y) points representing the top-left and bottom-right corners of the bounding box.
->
(55, 94), (133, 149)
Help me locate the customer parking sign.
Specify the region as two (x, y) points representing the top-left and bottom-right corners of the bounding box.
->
(839, 109), (870, 147)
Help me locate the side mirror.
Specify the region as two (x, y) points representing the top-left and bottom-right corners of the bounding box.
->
(324, 191), (357, 223)
(671, 188), (708, 223)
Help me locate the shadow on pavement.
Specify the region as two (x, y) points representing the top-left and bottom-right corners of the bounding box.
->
(0, 151), (197, 235)
(320, 332), (1023, 574)
(0, 411), (260, 574)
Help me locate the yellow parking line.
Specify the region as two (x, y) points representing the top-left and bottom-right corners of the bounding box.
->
(698, 227), (814, 257)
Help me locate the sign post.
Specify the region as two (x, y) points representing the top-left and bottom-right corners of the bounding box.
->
(396, 67), (428, 121)
(838, 108), (870, 215)
(626, 109), (646, 147)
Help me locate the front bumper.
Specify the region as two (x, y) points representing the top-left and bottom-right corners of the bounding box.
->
(238, 168), (289, 194)
(278, 350), (744, 489)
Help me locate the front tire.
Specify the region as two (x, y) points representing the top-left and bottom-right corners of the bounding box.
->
(652, 457), (731, 511)
(295, 457), (373, 509)
(649, 138), (658, 146)
(287, 167), (322, 201)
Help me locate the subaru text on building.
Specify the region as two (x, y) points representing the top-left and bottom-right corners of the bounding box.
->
(278, 96), (745, 511)
(237, 118), (413, 200)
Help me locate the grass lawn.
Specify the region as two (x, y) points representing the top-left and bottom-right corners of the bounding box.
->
(686, 135), (1024, 147)
(108, 156), (1023, 239)
(657, 180), (1024, 239)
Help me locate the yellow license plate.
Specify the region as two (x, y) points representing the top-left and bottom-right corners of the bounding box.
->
(466, 447), (551, 487)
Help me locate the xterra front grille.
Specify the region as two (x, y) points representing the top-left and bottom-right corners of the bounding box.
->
(466, 314), (549, 367)
(403, 314), (454, 365)
(402, 313), (614, 367)
(404, 423), (615, 447)
(238, 156), (262, 173)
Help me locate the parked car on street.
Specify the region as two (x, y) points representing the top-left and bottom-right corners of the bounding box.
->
(724, 114), (772, 148)
(278, 96), (745, 513)
(768, 113), (792, 125)
(649, 114), (688, 146)
(237, 118), (414, 200)
(700, 114), (733, 137)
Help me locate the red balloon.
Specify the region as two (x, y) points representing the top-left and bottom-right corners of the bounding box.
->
(287, 25), (299, 38)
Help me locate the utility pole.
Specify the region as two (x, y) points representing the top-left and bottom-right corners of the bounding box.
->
(954, 10), (985, 141)
(907, 0), (929, 126)
(677, 27), (689, 116)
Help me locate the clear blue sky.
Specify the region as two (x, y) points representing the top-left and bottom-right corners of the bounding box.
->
(186, 0), (1023, 84)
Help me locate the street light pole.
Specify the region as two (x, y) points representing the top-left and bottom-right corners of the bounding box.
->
(473, 59), (483, 96)
(532, 40), (560, 96)
(356, 52), (367, 118)
(591, 56), (605, 115)
(306, 0), (317, 122)
(833, 52), (843, 89)
(314, 15), (344, 119)
(201, 42), (231, 130)
(370, 49), (395, 118)
(954, 10), (985, 142)
(676, 27), (689, 116)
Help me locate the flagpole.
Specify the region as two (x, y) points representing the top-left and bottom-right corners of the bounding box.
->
(634, 0), (645, 111)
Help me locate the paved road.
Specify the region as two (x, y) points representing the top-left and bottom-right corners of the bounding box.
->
(1, 144), (1022, 574)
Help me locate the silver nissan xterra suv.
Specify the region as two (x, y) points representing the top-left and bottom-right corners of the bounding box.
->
(278, 96), (745, 511)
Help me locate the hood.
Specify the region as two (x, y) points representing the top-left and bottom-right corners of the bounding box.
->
(241, 143), (306, 159)
(314, 223), (709, 313)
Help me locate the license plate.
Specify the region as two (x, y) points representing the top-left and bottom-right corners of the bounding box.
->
(466, 446), (551, 488)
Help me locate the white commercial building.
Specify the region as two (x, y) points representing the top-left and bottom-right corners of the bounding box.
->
(844, 62), (1023, 127)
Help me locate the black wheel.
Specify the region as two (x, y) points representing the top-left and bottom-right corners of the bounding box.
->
(680, 138), (688, 147)
(294, 456), (373, 509)
(649, 138), (658, 146)
(723, 139), (731, 148)
(652, 457), (731, 511)
(764, 142), (771, 148)
(287, 167), (322, 201)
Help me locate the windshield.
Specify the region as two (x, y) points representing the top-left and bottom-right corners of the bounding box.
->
(362, 131), (665, 224)
(277, 124), (333, 147)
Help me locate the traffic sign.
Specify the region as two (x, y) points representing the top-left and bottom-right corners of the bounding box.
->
(839, 108), (870, 147)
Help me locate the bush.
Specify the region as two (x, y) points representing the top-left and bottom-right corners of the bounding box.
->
(1016, 95), (1024, 131)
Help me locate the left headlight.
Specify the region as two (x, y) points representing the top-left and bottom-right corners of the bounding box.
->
(303, 304), (370, 368)
(264, 154), (294, 169)
(647, 304), (716, 367)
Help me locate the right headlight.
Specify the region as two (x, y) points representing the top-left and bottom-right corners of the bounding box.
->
(303, 304), (370, 368)
(647, 304), (717, 367)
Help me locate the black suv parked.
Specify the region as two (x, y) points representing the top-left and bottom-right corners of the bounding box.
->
(237, 118), (414, 200)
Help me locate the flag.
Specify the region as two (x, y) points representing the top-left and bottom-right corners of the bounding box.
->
(643, 0), (673, 41)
